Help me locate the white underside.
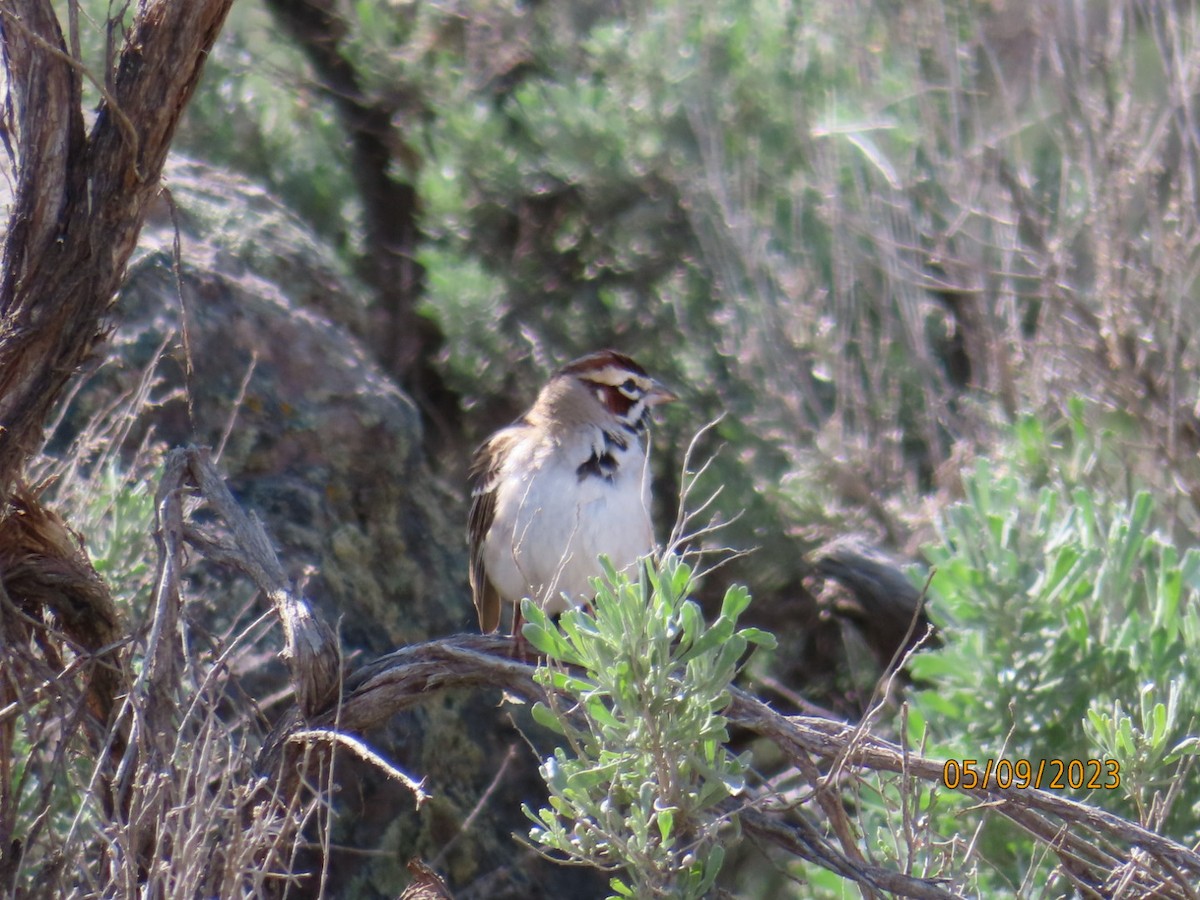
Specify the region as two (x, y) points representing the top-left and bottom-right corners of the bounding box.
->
(483, 427), (655, 615)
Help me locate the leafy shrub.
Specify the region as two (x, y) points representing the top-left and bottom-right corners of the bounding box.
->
(907, 404), (1200, 890)
(523, 557), (774, 899)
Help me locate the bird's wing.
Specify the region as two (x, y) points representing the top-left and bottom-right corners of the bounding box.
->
(467, 424), (523, 632)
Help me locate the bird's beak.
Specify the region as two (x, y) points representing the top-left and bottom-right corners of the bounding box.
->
(647, 381), (678, 407)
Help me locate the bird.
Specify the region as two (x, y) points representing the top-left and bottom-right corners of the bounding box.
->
(468, 349), (677, 637)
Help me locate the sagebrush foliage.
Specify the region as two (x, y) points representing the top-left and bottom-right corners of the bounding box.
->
(523, 557), (774, 899)
(907, 404), (1200, 891)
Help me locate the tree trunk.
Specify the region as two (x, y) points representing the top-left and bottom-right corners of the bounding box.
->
(0, 0), (235, 493)
(262, 0), (459, 445)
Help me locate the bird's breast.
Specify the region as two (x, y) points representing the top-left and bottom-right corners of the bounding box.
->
(483, 431), (654, 613)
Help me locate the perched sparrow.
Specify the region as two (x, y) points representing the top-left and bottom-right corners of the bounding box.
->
(469, 350), (677, 635)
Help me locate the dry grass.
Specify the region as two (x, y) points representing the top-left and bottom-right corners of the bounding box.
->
(0, 384), (334, 899)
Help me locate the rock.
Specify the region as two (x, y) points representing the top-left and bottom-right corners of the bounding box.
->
(97, 159), (469, 646)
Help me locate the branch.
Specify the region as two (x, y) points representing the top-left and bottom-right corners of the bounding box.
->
(735, 806), (959, 900)
(256, 632), (1198, 898)
(726, 690), (1200, 898)
(166, 446), (342, 718)
(0, 0), (235, 492)
(0, 0), (84, 289)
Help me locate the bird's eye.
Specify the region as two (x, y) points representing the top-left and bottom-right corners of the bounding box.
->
(621, 378), (637, 393)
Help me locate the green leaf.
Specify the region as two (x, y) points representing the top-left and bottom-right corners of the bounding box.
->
(531, 702), (567, 736)
(680, 599), (704, 646)
(1117, 716), (1137, 757)
(1108, 491), (1152, 594)
(720, 584), (752, 621)
(1150, 701), (1168, 748)
(545, 670), (597, 694)
(586, 696), (622, 730)
(656, 806), (675, 842)
(523, 602), (585, 665)
(1064, 605), (1089, 647)
(1086, 707), (1112, 740)
(678, 618), (735, 664)
(712, 635), (748, 680)
(1154, 560), (1182, 632)
(1180, 547), (1200, 593)
(737, 626), (777, 648)
(609, 878), (634, 897)
(1166, 736), (1200, 762)
(905, 704), (927, 744)
(567, 761), (623, 792)
(697, 844), (726, 894)
(669, 557), (694, 596)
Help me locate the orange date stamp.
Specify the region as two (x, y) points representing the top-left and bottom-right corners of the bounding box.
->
(941, 758), (1121, 791)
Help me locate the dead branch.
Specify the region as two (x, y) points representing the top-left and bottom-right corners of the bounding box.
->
(0, 488), (124, 729)
(165, 446), (342, 718)
(725, 692), (1200, 899)
(248, 627), (1200, 898)
(734, 806), (958, 900)
(327, 634), (543, 732)
(0, 0), (235, 492)
(93, 445), (343, 889)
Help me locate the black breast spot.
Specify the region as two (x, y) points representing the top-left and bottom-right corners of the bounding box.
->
(577, 451), (619, 483)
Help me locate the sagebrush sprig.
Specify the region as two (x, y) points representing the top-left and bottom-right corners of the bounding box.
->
(522, 555), (774, 899)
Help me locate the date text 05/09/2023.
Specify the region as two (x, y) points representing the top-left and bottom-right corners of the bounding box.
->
(941, 758), (1120, 791)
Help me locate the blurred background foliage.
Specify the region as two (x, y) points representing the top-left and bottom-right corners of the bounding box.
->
(47, 0), (1200, 894)
(175, 0), (1200, 671)
(168, 0), (1200, 544)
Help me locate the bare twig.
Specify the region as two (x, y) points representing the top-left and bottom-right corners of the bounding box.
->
(432, 744), (519, 869)
(288, 728), (429, 807)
